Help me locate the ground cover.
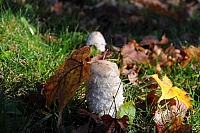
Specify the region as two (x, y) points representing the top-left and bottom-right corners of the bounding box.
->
(0, 0), (200, 132)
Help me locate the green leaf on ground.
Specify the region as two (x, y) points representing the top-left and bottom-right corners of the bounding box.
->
(117, 100), (136, 125)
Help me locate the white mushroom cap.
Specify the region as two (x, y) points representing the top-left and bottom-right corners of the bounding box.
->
(86, 60), (124, 117)
(86, 31), (107, 51)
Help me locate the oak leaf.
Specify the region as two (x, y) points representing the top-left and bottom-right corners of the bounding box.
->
(44, 46), (91, 132)
(151, 74), (194, 111)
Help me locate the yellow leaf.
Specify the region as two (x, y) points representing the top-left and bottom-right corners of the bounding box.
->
(151, 74), (194, 111)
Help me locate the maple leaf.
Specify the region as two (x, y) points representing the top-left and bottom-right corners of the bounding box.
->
(43, 46), (91, 132)
(151, 74), (194, 111)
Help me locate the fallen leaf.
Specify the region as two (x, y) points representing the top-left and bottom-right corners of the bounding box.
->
(158, 34), (169, 45)
(77, 109), (102, 124)
(168, 117), (191, 133)
(151, 74), (194, 111)
(155, 115), (191, 133)
(147, 91), (158, 114)
(122, 68), (138, 85)
(121, 40), (149, 83)
(100, 114), (129, 133)
(121, 40), (149, 65)
(117, 100), (136, 125)
(139, 35), (159, 46)
(154, 99), (188, 126)
(180, 45), (200, 68)
(44, 46), (91, 132)
(77, 109), (129, 133)
(151, 44), (168, 73)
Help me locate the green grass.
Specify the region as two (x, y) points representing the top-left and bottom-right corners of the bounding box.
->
(0, 1), (200, 133)
(0, 3), (88, 132)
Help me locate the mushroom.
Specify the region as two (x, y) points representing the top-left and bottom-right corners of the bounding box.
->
(86, 60), (124, 117)
(86, 31), (107, 51)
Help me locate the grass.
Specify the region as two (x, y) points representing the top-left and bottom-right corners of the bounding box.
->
(0, 0), (200, 133)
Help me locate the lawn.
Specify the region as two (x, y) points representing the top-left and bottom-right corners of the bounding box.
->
(0, 0), (200, 133)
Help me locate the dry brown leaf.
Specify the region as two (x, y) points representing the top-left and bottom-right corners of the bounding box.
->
(97, 114), (129, 133)
(121, 40), (149, 65)
(139, 35), (159, 46)
(77, 109), (129, 133)
(121, 40), (149, 83)
(180, 45), (200, 68)
(158, 34), (169, 45)
(44, 46), (91, 132)
(147, 91), (158, 114)
(154, 99), (188, 126)
(168, 117), (191, 133)
(139, 34), (169, 46)
(122, 68), (138, 85)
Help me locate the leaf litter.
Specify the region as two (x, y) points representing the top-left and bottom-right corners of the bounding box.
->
(11, 0), (200, 132)
(41, 42), (198, 132)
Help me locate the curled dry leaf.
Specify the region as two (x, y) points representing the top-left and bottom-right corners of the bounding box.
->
(122, 68), (138, 85)
(139, 34), (169, 46)
(180, 45), (200, 68)
(121, 40), (149, 65)
(121, 40), (149, 83)
(154, 98), (191, 133)
(154, 99), (188, 125)
(43, 46), (91, 132)
(158, 34), (169, 45)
